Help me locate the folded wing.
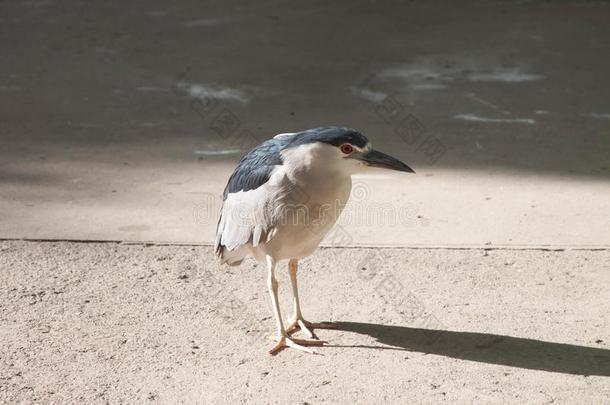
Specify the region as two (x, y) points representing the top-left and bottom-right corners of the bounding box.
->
(214, 138), (287, 264)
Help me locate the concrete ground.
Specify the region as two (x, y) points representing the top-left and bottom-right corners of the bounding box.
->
(1, 241), (609, 403)
(1, 0), (610, 403)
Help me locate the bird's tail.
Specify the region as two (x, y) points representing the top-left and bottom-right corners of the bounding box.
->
(214, 208), (248, 266)
(215, 244), (247, 266)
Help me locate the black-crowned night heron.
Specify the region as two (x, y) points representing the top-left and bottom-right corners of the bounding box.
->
(215, 127), (414, 355)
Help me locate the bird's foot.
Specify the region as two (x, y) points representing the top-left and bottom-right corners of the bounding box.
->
(286, 318), (337, 339)
(268, 335), (326, 355)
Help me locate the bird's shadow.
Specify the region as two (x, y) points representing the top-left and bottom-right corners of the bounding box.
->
(328, 322), (610, 376)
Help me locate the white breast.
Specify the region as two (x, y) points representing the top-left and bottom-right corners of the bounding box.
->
(253, 143), (353, 260)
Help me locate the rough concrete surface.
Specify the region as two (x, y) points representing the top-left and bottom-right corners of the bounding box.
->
(2, 0), (610, 403)
(1, 241), (609, 403)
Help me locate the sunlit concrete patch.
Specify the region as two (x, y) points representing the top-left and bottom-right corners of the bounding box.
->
(464, 93), (510, 114)
(454, 114), (535, 125)
(194, 149), (242, 156)
(380, 66), (446, 81)
(467, 69), (544, 82)
(2, 240), (608, 403)
(2, 151), (610, 248)
(174, 81), (249, 103)
(585, 112), (610, 119)
(379, 59), (544, 94)
(377, 64), (454, 95)
(349, 86), (388, 102)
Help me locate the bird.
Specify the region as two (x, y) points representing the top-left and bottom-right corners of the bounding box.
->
(214, 126), (414, 355)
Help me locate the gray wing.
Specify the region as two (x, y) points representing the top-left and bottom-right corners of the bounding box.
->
(215, 138), (288, 262)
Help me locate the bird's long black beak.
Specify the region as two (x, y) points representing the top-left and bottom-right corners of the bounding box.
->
(349, 149), (415, 173)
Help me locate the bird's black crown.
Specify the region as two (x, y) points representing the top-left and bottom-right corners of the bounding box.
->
(285, 127), (369, 149)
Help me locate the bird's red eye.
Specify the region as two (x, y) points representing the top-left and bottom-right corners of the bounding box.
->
(340, 144), (353, 154)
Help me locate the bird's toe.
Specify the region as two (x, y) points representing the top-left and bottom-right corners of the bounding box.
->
(267, 335), (326, 356)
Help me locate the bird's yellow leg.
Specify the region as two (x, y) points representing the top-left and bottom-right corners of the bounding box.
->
(285, 258), (337, 339)
(266, 256), (325, 355)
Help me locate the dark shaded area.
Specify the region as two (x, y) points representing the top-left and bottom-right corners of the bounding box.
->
(1, 0), (609, 179)
(334, 321), (610, 376)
